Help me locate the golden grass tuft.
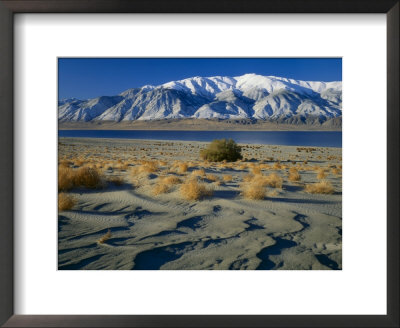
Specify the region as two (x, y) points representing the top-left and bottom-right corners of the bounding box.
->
(97, 229), (112, 244)
(223, 175), (233, 182)
(288, 168), (301, 182)
(273, 162), (282, 170)
(262, 173), (283, 188)
(161, 175), (182, 185)
(242, 174), (254, 182)
(205, 174), (219, 182)
(180, 179), (213, 201)
(331, 167), (341, 176)
(305, 180), (335, 194)
(108, 176), (124, 186)
(178, 162), (189, 173)
(251, 166), (262, 175)
(58, 192), (76, 211)
(241, 180), (266, 200)
(192, 169), (206, 177)
(74, 159), (85, 167)
(58, 166), (75, 191)
(152, 183), (170, 195)
(138, 161), (158, 173)
(317, 168), (327, 180)
(74, 167), (104, 189)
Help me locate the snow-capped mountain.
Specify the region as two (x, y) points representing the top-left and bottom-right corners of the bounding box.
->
(58, 74), (342, 122)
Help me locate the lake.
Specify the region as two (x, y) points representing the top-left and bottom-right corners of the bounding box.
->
(58, 130), (342, 148)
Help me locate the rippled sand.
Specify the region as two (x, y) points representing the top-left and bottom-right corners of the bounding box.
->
(58, 137), (342, 270)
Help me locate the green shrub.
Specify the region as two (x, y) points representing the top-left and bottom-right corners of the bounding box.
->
(200, 139), (242, 162)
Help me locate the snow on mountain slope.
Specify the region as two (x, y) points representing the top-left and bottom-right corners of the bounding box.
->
(58, 74), (342, 122)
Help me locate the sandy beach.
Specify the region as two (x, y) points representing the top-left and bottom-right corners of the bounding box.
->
(58, 137), (342, 270)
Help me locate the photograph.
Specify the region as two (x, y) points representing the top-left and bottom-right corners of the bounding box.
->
(58, 58), (342, 270)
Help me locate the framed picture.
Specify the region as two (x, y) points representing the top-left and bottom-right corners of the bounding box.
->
(0, 0), (398, 327)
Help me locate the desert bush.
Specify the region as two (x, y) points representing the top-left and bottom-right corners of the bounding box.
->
(223, 175), (233, 182)
(241, 180), (266, 200)
(305, 180), (335, 194)
(317, 168), (327, 180)
(262, 173), (283, 188)
(58, 166), (74, 191)
(288, 168), (301, 182)
(161, 176), (182, 185)
(59, 159), (71, 168)
(273, 162), (282, 170)
(152, 183), (170, 195)
(192, 169), (206, 177)
(74, 167), (104, 189)
(200, 139), (242, 162)
(239, 164), (248, 170)
(178, 162), (188, 173)
(139, 161), (158, 173)
(251, 166), (262, 175)
(180, 179), (213, 201)
(242, 174), (255, 182)
(74, 159), (85, 167)
(108, 176), (124, 186)
(205, 174), (219, 182)
(58, 192), (76, 211)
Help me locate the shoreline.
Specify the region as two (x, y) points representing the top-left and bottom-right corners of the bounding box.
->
(58, 118), (342, 132)
(59, 136), (342, 150)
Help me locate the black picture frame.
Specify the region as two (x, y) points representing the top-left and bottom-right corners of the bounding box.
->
(0, 0), (398, 327)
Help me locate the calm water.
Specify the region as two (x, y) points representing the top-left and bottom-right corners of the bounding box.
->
(58, 130), (342, 148)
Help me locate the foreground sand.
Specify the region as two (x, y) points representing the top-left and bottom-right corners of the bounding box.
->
(58, 137), (342, 270)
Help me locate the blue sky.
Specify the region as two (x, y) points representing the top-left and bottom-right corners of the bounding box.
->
(58, 58), (342, 100)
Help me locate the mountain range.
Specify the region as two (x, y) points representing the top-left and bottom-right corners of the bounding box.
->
(58, 73), (342, 123)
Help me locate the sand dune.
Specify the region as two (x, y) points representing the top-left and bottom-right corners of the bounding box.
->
(58, 138), (342, 270)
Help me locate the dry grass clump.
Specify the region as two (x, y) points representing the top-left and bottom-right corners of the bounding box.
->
(152, 183), (170, 195)
(205, 174), (219, 182)
(242, 174), (255, 182)
(116, 163), (129, 171)
(317, 168), (327, 180)
(59, 165), (105, 190)
(74, 167), (104, 189)
(178, 162), (188, 173)
(251, 166), (262, 175)
(180, 178), (213, 201)
(161, 175), (182, 185)
(97, 229), (112, 244)
(305, 180), (335, 194)
(58, 166), (75, 191)
(241, 180), (266, 200)
(262, 173), (283, 188)
(288, 168), (301, 182)
(74, 159), (85, 167)
(267, 189), (279, 197)
(331, 167), (342, 176)
(273, 162), (282, 170)
(108, 176), (124, 186)
(59, 159), (72, 168)
(138, 161), (158, 173)
(192, 169), (206, 177)
(58, 192), (76, 211)
(223, 175), (233, 182)
(260, 163), (270, 170)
